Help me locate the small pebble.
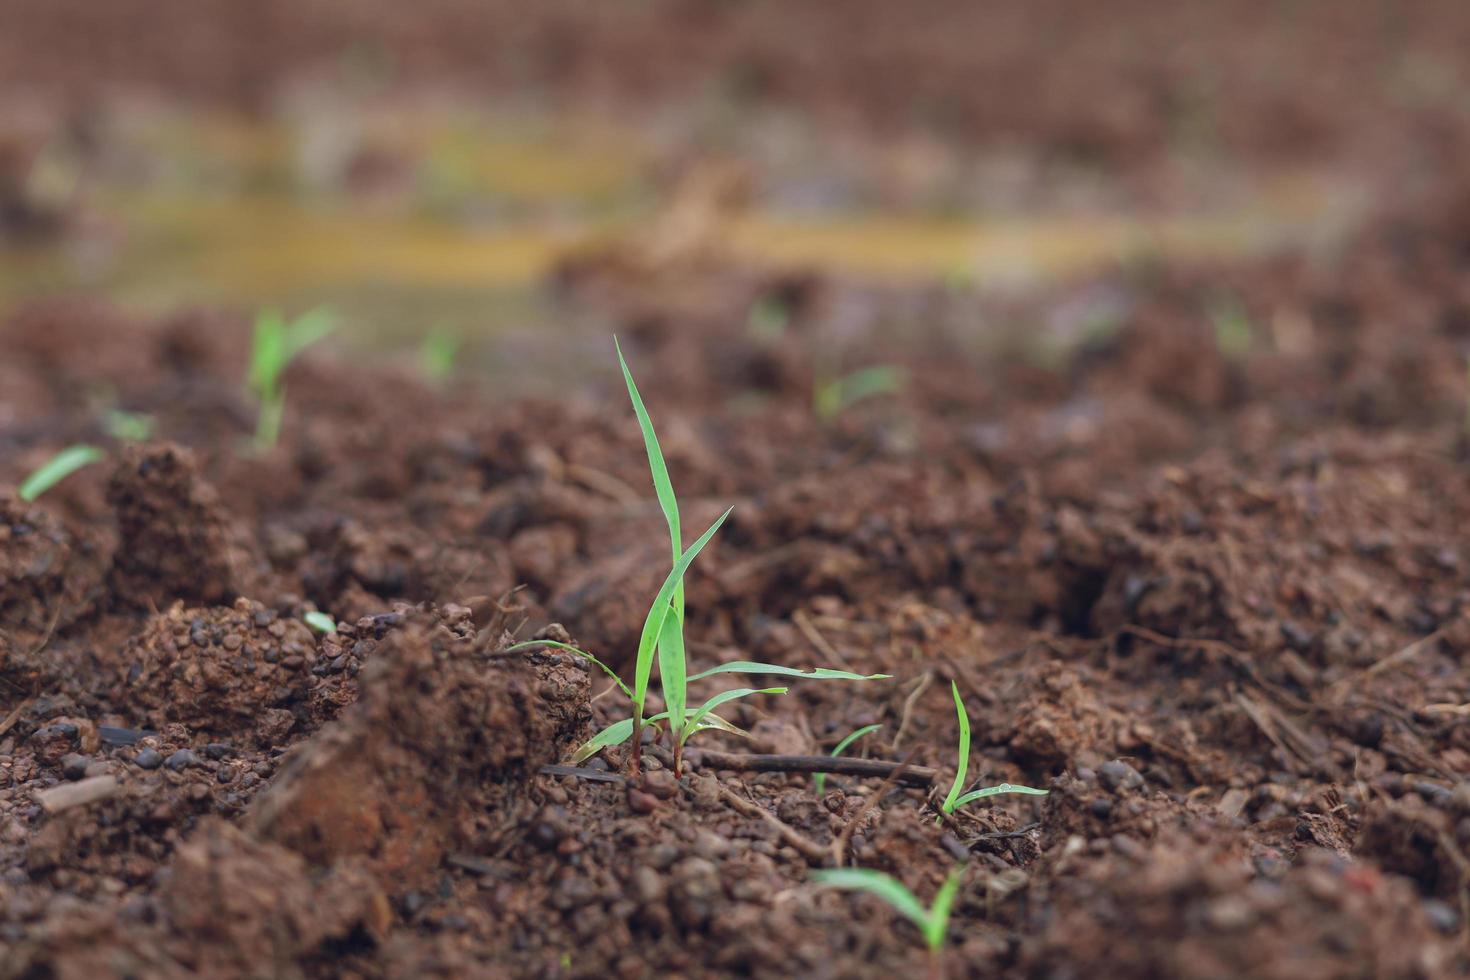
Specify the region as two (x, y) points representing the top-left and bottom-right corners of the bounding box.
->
(1098, 759), (1145, 793)
(60, 754), (90, 781)
(134, 748), (163, 770)
(627, 788), (659, 814)
(165, 749), (199, 772)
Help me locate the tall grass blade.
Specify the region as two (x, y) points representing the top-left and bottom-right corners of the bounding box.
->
(942, 681), (970, 814)
(18, 445), (105, 502)
(689, 661), (890, 682)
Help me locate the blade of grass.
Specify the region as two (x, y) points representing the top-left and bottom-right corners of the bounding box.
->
(505, 639), (632, 700)
(616, 337), (689, 743)
(681, 687), (787, 743)
(632, 507), (733, 731)
(951, 783), (1049, 808)
(811, 869), (929, 931)
(688, 661), (890, 682)
(923, 867), (963, 951)
(815, 723), (882, 795)
(19, 445), (105, 502)
(941, 681), (970, 815)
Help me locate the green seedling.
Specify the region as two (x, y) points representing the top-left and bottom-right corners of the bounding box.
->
(814, 723), (881, 795)
(303, 611), (336, 634)
(511, 340), (889, 776)
(1209, 294), (1252, 361)
(747, 295), (790, 340)
(940, 681), (1047, 818)
(814, 365), (907, 420)
(421, 325), (460, 383)
(247, 307), (336, 452)
(813, 865), (963, 971)
(103, 409), (154, 443)
(19, 445), (105, 502)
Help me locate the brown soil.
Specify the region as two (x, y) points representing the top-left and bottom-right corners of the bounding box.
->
(7, 3), (1470, 979)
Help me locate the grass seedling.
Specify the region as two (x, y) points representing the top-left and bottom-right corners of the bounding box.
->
(812, 866), (962, 978)
(814, 723), (881, 795)
(303, 611), (336, 634)
(511, 340), (889, 776)
(940, 681), (1047, 819)
(246, 307), (336, 452)
(420, 325), (460, 383)
(18, 445), (105, 502)
(103, 409), (154, 443)
(814, 365), (907, 420)
(1208, 294), (1252, 362)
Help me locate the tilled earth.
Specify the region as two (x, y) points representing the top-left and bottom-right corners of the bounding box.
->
(7, 3), (1470, 978)
(5, 174), (1470, 978)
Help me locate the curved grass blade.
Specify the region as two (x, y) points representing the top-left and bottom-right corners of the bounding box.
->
(951, 783), (1049, 808)
(688, 661), (891, 682)
(810, 869), (929, 931)
(689, 713), (751, 739)
(615, 337), (682, 566)
(570, 709), (673, 764)
(283, 307), (337, 359)
(923, 866), (964, 951)
(632, 506), (733, 721)
(303, 611), (336, 634)
(506, 639), (632, 701)
(657, 604), (688, 742)
(681, 687), (786, 744)
(941, 681), (970, 815)
(19, 445), (105, 502)
(815, 723), (882, 795)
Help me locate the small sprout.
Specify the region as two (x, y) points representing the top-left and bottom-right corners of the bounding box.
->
(1209, 294), (1253, 361)
(421, 325), (460, 382)
(303, 611), (336, 634)
(747, 295), (790, 340)
(812, 865), (963, 957)
(19, 445), (105, 502)
(815, 723), (881, 795)
(941, 681), (1047, 818)
(104, 409), (154, 443)
(510, 340), (889, 777)
(814, 365), (907, 420)
(247, 307), (336, 452)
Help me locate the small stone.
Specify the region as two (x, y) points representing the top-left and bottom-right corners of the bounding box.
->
(631, 866), (665, 904)
(642, 769), (678, 800)
(627, 788), (659, 814)
(1425, 899), (1460, 934)
(1098, 760), (1145, 793)
(134, 748), (163, 770)
(60, 754), (90, 781)
(165, 749), (199, 772)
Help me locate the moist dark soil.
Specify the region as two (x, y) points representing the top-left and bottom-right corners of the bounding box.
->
(7, 182), (1470, 976)
(8, 3), (1470, 979)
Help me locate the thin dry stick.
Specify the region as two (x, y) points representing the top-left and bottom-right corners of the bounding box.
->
(832, 749), (919, 867)
(695, 750), (937, 788)
(793, 609), (852, 670)
(892, 670), (933, 751)
(1329, 628), (1447, 700)
(0, 699), (31, 739)
(715, 781), (829, 863)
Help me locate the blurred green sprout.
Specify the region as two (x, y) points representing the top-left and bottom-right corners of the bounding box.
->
(18, 445), (105, 502)
(815, 365), (907, 419)
(421, 326), (460, 383)
(303, 611), (337, 634)
(814, 723), (881, 795)
(812, 865), (963, 956)
(104, 409), (154, 443)
(247, 307), (336, 452)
